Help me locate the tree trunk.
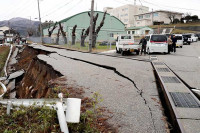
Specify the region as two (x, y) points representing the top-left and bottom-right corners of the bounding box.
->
(72, 36), (76, 45)
(92, 33), (97, 48)
(81, 35), (87, 47)
(63, 36), (67, 44)
(56, 37), (59, 45)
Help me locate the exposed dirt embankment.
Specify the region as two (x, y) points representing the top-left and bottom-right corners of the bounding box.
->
(14, 46), (62, 98)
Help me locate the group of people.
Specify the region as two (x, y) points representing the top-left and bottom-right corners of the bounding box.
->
(139, 35), (177, 55)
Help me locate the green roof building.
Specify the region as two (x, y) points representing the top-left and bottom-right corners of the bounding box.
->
(43, 11), (126, 42)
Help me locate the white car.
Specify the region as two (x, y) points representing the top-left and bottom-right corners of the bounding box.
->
(174, 34), (183, 48)
(145, 34), (168, 54)
(190, 34), (198, 42)
(116, 34), (141, 55)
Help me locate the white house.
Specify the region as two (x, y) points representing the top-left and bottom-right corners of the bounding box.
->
(126, 26), (153, 36)
(135, 10), (183, 27)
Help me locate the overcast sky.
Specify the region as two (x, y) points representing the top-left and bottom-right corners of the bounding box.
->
(0, 0), (200, 22)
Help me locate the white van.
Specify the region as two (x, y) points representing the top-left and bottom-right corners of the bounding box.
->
(174, 34), (183, 48)
(145, 34), (168, 54)
(116, 34), (141, 55)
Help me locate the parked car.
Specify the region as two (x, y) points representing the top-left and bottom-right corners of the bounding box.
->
(190, 33), (198, 42)
(145, 34), (168, 54)
(116, 34), (141, 55)
(195, 33), (200, 40)
(99, 41), (109, 46)
(174, 34), (183, 48)
(183, 34), (192, 45)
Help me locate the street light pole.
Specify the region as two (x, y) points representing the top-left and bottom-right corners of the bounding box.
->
(89, 0), (94, 52)
(37, 0), (43, 44)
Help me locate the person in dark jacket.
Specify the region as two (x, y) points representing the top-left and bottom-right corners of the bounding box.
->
(139, 36), (147, 55)
(172, 35), (177, 53)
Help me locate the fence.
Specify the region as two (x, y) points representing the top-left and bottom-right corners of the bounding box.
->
(0, 94), (81, 133)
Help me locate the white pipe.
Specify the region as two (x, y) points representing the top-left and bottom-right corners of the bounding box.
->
(0, 82), (7, 98)
(56, 102), (69, 133)
(3, 45), (13, 77)
(66, 98), (81, 123)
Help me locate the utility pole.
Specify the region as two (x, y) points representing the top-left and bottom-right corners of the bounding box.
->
(89, 0), (94, 52)
(37, 0), (43, 44)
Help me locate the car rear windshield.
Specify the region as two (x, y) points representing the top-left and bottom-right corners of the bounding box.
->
(175, 36), (182, 40)
(151, 35), (167, 42)
(183, 35), (191, 38)
(121, 36), (131, 39)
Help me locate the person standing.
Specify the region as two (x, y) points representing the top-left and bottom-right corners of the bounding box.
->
(139, 36), (147, 55)
(172, 35), (177, 53)
(167, 36), (173, 54)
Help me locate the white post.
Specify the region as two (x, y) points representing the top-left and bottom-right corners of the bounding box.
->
(56, 102), (69, 133)
(7, 101), (12, 115)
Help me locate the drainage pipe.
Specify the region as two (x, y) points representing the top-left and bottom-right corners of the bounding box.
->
(0, 82), (7, 98)
(3, 44), (13, 77)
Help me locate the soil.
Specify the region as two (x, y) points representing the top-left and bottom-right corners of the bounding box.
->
(9, 45), (117, 132)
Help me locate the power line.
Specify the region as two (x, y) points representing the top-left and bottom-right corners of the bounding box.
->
(54, 0), (83, 21)
(41, 0), (73, 19)
(142, 0), (200, 12)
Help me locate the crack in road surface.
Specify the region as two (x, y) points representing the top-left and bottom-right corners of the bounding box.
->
(55, 53), (157, 131)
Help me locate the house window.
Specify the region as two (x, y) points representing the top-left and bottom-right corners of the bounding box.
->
(127, 31), (131, 34)
(145, 14), (150, 18)
(153, 13), (158, 17)
(139, 15), (143, 19)
(132, 31), (135, 34)
(124, 14), (128, 16)
(137, 22), (140, 24)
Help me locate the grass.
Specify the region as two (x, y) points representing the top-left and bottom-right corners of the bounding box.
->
(0, 46), (10, 77)
(44, 42), (116, 53)
(149, 22), (200, 29)
(0, 92), (108, 133)
(171, 29), (197, 34)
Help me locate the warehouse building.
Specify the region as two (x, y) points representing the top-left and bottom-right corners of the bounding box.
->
(43, 11), (126, 43)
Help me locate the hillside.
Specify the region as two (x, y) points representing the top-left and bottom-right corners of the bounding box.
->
(0, 17), (40, 37)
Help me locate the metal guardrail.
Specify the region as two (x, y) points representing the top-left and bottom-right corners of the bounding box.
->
(151, 56), (200, 133)
(0, 94), (81, 133)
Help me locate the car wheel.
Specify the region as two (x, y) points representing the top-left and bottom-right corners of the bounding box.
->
(180, 46), (183, 48)
(121, 50), (125, 56)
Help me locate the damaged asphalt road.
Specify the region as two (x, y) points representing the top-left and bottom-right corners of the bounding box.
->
(29, 44), (167, 133)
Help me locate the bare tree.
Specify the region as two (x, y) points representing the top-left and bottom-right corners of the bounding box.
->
(56, 28), (60, 45)
(72, 25), (77, 45)
(48, 22), (57, 37)
(167, 12), (176, 24)
(59, 22), (67, 44)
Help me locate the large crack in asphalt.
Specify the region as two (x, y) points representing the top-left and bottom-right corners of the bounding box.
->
(53, 53), (157, 131)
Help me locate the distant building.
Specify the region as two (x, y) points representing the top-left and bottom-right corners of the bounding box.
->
(126, 26), (153, 36)
(104, 4), (149, 27)
(135, 10), (183, 27)
(0, 26), (9, 38)
(0, 26), (18, 42)
(43, 11), (126, 42)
